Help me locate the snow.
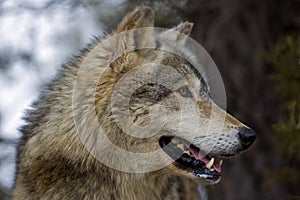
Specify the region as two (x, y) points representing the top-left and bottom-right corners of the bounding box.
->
(0, 0), (105, 189)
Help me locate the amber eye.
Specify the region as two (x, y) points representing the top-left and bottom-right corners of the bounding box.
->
(179, 88), (187, 95)
(177, 86), (192, 97)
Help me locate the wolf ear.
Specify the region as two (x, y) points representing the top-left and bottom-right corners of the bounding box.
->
(160, 22), (193, 46)
(173, 22), (193, 36)
(116, 6), (154, 33)
(108, 6), (155, 73)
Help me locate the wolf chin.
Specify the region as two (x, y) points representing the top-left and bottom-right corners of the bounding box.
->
(12, 6), (256, 200)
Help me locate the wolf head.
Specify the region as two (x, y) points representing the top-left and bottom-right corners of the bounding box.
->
(73, 6), (256, 185)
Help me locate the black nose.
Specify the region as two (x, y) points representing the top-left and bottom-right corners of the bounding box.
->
(238, 127), (256, 149)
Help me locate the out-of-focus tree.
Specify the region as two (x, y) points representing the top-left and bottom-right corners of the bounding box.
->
(263, 35), (300, 200)
(81, 0), (187, 29)
(0, 187), (5, 200)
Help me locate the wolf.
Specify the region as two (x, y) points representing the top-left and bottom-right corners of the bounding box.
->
(12, 6), (256, 200)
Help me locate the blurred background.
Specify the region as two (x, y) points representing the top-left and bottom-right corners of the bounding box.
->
(0, 0), (299, 199)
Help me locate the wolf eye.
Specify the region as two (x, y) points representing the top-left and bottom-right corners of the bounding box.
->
(177, 86), (192, 97)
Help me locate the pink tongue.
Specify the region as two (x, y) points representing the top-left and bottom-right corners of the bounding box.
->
(187, 145), (222, 173)
(188, 145), (209, 163)
(187, 145), (201, 160)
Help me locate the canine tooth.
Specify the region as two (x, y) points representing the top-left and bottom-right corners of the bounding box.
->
(210, 168), (214, 172)
(219, 159), (223, 166)
(206, 158), (214, 169)
(184, 150), (190, 155)
(172, 139), (179, 144)
(177, 144), (184, 150)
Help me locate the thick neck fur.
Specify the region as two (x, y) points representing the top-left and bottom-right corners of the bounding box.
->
(14, 147), (172, 199)
(14, 105), (172, 199)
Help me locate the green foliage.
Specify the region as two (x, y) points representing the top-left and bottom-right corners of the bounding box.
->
(273, 102), (300, 158)
(263, 34), (300, 197)
(263, 35), (300, 102)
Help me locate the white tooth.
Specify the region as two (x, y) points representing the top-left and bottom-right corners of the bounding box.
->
(173, 140), (179, 144)
(185, 150), (193, 156)
(206, 158), (214, 169)
(177, 144), (184, 151)
(210, 168), (214, 171)
(219, 159), (223, 166)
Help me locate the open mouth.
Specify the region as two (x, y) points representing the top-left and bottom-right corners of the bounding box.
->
(159, 136), (223, 182)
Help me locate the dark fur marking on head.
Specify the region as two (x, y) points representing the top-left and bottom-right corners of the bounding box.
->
(131, 83), (172, 103)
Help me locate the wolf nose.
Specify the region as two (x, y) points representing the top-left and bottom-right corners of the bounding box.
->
(238, 127), (256, 149)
